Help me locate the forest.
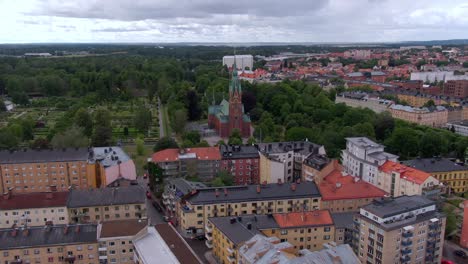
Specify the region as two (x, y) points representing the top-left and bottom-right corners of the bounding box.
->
(0, 45), (467, 162)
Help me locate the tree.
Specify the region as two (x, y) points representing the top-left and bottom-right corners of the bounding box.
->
(74, 108), (93, 137)
(0, 100), (6, 112)
(228, 129), (242, 145)
(51, 126), (89, 148)
(186, 90), (202, 121)
(374, 112), (395, 141)
(419, 132), (447, 158)
(171, 109), (187, 135)
(136, 138), (145, 156)
(123, 127), (129, 137)
(153, 137), (178, 152)
(422, 100), (435, 108)
(92, 126), (113, 147)
(183, 131), (201, 145)
(210, 170), (234, 187)
(384, 127), (420, 159)
(30, 137), (50, 149)
(0, 128), (19, 149)
(147, 162), (164, 191)
(242, 91), (256, 113)
(134, 107), (152, 132)
(247, 137), (256, 145)
(94, 108), (111, 128)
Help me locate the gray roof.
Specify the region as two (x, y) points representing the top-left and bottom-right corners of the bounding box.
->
(256, 141), (323, 156)
(331, 212), (356, 229)
(363, 196), (435, 219)
(90, 146), (131, 167)
(220, 145), (259, 159)
(402, 158), (468, 173)
(345, 137), (383, 149)
(188, 182), (321, 205)
(209, 215), (278, 245)
(67, 186), (145, 208)
(368, 151), (398, 161)
(303, 154), (331, 171)
(346, 72), (364, 77)
(290, 244), (360, 264)
(167, 178), (206, 195)
(0, 148), (89, 164)
(0, 224), (97, 250)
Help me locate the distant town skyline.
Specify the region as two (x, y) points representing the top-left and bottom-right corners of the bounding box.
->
(1, 0), (468, 43)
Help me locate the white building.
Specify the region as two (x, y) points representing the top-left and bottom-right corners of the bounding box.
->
(341, 137), (398, 184)
(3, 100), (14, 111)
(447, 121), (468, 136)
(410, 71), (468, 83)
(222, 55), (253, 71)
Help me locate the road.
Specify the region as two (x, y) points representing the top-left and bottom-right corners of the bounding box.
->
(443, 240), (467, 264)
(158, 98), (165, 138)
(137, 176), (165, 224)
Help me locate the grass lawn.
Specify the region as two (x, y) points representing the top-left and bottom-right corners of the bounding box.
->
(161, 105), (171, 137)
(123, 144), (153, 176)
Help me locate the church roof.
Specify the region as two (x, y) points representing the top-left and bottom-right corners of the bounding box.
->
(229, 65), (242, 94)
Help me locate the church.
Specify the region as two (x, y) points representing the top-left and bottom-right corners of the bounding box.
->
(208, 66), (251, 138)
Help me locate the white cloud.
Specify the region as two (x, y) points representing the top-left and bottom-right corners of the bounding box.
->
(0, 0), (467, 43)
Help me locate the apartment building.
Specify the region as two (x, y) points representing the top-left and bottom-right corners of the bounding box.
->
(152, 147), (221, 181)
(0, 148), (93, 193)
(219, 145), (260, 185)
(162, 178), (206, 219)
(208, 210), (336, 263)
(403, 158), (468, 193)
(447, 121), (468, 136)
(301, 154), (334, 183)
(378, 161), (440, 197)
(179, 182), (321, 237)
(354, 196), (446, 264)
(257, 141), (326, 183)
(342, 137), (398, 184)
(444, 80), (468, 98)
(238, 234), (359, 264)
(67, 185), (146, 224)
(0, 224), (99, 264)
(97, 219), (148, 264)
(0, 189), (69, 228)
(335, 93), (393, 114)
(331, 212), (356, 246)
(395, 93), (447, 108)
(222, 55), (254, 71)
(0, 147), (137, 194)
(389, 104), (448, 127)
(318, 167), (387, 213)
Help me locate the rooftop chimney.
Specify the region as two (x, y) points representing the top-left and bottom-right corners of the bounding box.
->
(11, 229), (18, 237)
(256, 185), (261, 194)
(277, 178), (282, 185)
(224, 188), (228, 196)
(45, 191), (53, 200)
(75, 225), (80, 233)
(64, 225), (69, 235)
(22, 228), (29, 237)
(262, 181), (267, 186)
(3, 191), (11, 200)
(50, 185), (57, 192)
(296, 178), (301, 184)
(215, 189), (219, 197)
(291, 183), (296, 191)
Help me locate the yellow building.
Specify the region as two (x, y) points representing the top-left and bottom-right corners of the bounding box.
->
(403, 158), (468, 193)
(389, 105), (448, 127)
(179, 182), (322, 238)
(0, 224), (99, 264)
(396, 93), (447, 108)
(208, 210), (335, 264)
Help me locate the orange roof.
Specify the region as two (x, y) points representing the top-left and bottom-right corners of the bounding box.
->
(273, 210), (333, 228)
(319, 167), (387, 201)
(152, 147), (221, 163)
(379, 160), (431, 185)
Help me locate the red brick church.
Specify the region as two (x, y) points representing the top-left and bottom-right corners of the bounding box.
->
(208, 66), (251, 138)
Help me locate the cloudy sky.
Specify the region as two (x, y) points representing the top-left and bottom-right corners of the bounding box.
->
(1, 0), (468, 43)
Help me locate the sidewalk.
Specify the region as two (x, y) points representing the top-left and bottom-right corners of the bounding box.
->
(204, 251), (218, 264)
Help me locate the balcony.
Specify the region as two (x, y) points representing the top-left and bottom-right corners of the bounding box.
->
(98, 247), (107, 251)
(205, 240), (213, 249)
(427, 240), (436, 247)
(401, 248), (412, 255)
(402, 232), (413, 238)
(162, 193), (169, 199)
(428, 232), (439, 238)
(400, 256), (411, 263)
(401, 240), (413, 247)
(99, 255), (108, 260)
(227, 247), (235, 254)
(425, 256), (435, 262)
(206, 232), (213, 241)
(205, 225), (213, 233)
(227, 255), (236, 263)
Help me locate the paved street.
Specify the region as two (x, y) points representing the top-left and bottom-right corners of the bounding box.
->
(184, 236), (211, 264)
(443, 240), (467, 264)
(137, 176), (166, 224)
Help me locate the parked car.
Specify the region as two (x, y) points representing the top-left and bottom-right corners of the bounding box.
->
(152, 201), (162, 212)
(146, 191), (152, 199)
(163, 216), (170, 222)
(193, 235), (206, 241)
(454, 250), (467, 258)
(143, 173), (148, 179)
(441, 260), (454, 264)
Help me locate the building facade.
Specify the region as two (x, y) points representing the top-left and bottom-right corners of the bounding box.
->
(0, 224), (99, 264)
(222, 55), (253, 71)
(444, 80), (468, 98)
(447, 121), (468, 137)
(0, 189), (69, 228)
(342, 137), (398, 184)
(208, 67), (251, 138)
(219, 145), (260, 185)
(179, 182), (321, 238)
(67, 186), (146, 224)
(403, 158), (468, 193)
(162, 178), (206, 220)
(354, 196), (446, 264)
(335, 93), (392, 114)
(389, 104), (448, 127)
(152, 147), (221, 181)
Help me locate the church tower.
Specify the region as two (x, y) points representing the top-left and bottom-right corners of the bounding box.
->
(228, 63), (243, 134)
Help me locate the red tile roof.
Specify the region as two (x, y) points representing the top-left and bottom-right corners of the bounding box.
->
(273, 210), (333, 228)
(152, 147), (221, 163)
(0, 192), (68, 210)
(379, 160), (431, 185)
(319, 167), (386, 201)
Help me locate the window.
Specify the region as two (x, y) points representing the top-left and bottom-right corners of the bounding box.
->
(3, 252), (8, 257)
(324, 227), (331, 232)
(281, 230), (288, 235)
(110, 250), (116, 255)
(48, 257), (54, 262)
(323, 235), (330, 240)
(34, 249), (40, 254)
